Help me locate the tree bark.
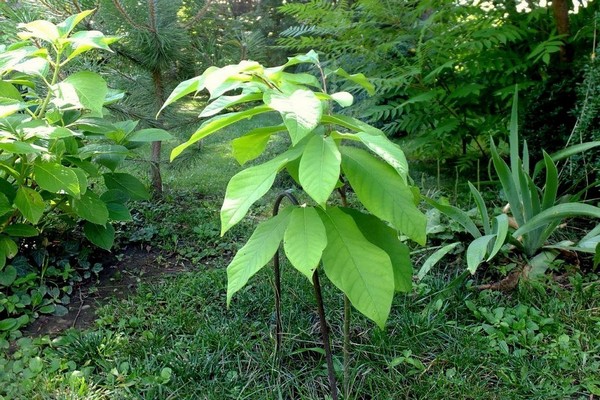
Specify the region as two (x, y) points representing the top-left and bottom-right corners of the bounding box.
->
(552, 0), (571, 63)
(151, 68), (165, 195)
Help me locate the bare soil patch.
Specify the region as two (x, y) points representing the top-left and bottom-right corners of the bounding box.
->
(22, 247), (189, 337)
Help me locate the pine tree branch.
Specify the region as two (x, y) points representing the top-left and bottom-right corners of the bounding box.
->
(184, 0), (214, 29)
(147, 0), (157, 33)
(111, 0), (146, 31)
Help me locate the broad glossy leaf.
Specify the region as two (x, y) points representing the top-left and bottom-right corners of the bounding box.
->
(106, 202), (132, 221)
(71, 191), (109, 225)
(103, 173), (150, 201)
(226, 207), (292, 305)
(0, 265), (17, 286)
(0, 318), (17, 331)
(171, 106), (272, 160)
(341, 146), (426, 245)
(299, 134), (340, 206)
(0, 236), (18, 259)
(200, 92), (262, 118)
(55, 71), (107, 117)
(231, 125), (285, 165)
(78, 144), (129, 171)
(159, 67), (218, 113)
(221, 143), (304, 235)
(319, 207), (394, 329)
(71, 168), (88, 195)
(11, 57), (49, 77)
(467, 234), (495, 274)
(205, 61), (261, 99)
(3, 224), (38, 237)
(127, 128), (173, 142)
(83, 222), (114, 250)
(356, 131), (409, 182)
(329, 68), (375, 95)
(17, 20), (59, 42)
(283, 207), (327, 280)
(56, 9), (95, 37)
(34, 162), (80, 197)
(100, 189), (129, 204)
(330, 92), (353, 107)
(64, 30), (117, 62)
(0, 141), (42, 154)
(343, 208), (413, 293)
(0, 45), (39, 74)
(0, 82), (22, 101)
(15, 186), (44, 224)
(283, 50), (320, 68)
(0, 193), (13, 216)
(264, 89), (322, 145)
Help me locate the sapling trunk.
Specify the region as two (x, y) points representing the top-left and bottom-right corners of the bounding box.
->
(272, 190), (299, 356)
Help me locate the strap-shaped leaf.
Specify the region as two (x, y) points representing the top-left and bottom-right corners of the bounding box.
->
(514, 203), (600, 238)
(227, 207), (292, 305)
(532, 141), (600, 179)
(34, 161), (80, 198)
(468, 182), (490, 235)
(299, 134), (340, 206)
(423, 198), (482, 239)
(221, 143), (305, 235)
(319, 207), (394, 329)
(71, 191), (109, 225)
(264, 89), (322, 145)
(341, 146), (426, 245)
(171, 106), (272, 160)
(15, 186), (44, 224)
(343, 208), (413, 293)
(284, 207), (327, 280)
(487, 214), (509, 262)
(541, 151), (558, 211)
(491, 140), (524, 227)
(467, 234), (495, 274)
(232, 125), (285, 165)
(418, 242), (461, 281)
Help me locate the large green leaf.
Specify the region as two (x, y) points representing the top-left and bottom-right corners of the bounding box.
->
(264, 89), (322, 145)
(106, 202), (132, 221)
(78, 144), (129, 171)
(319, 207), (394, 329)
(341, 146), (426, 245)
(56, 9), (95, 37)
(283, 207), (327, 280)
(71, 191), (109, 225)
(226, 207), (292, 305)
(34, 161), (80, 197)
(231, 125), (285, 165)
(0, 141), (42, 154)
(299, 134), (340, 206)
(127, 128), (173, 142)
(343, 208), (413, 293)
(0, 265), (17, 286)
(356, 132), (409, 183)
(0, 193), (13, 216)
(221, 144), (304, 235)
(17, 20), (59, 42)
(159, 67), (218, 114)
(55, 71), (107, 117)
(328, 68), (375, 95)
(0, 236), (18, 259)
(83, 222), (114, 250)
(103, 173), (150, 201)
(171, 106), (272, 160)
(3, 224), (38, 237)
(199, 92), (262, 118)
(15, 186), (44, 224)
(64, 30), (117, 62)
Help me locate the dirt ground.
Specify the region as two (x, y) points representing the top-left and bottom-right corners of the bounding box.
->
(22, 247), (188, 337)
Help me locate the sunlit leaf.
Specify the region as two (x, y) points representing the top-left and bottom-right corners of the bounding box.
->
(284, 207), (327, 280)
(299, 134), (340, 206)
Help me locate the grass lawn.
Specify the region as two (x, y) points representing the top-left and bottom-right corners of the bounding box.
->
(1, 115), (599, 399)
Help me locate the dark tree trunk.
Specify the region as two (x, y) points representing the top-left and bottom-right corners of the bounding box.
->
(552, 0), (572, 62)
(151, 68), (165, 195)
